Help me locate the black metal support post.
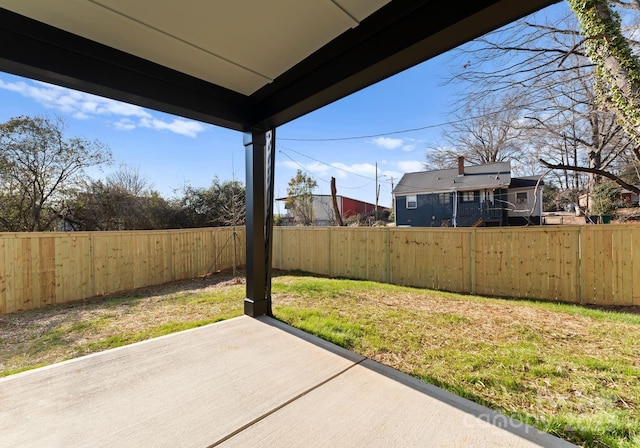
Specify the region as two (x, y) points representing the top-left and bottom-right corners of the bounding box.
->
(243, 129), (275, 317)
(264, 129), (276, 304)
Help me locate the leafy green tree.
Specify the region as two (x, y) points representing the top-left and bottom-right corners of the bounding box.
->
(61, 165), (177, 231)
(176, 178), (245, 228)
(592, 180), (621, 215)
(62, 181), (176, 231)
(285, 170), (317, 225)
(618, 160), (640, 185)
(0, 116), (111, 231)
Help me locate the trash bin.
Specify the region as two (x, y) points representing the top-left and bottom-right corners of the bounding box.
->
(601, 215), (611, 224)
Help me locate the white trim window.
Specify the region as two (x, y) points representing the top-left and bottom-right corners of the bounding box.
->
(461, 191), (475, 202)
(406, 195), (417, 209)
(438, 192), (450, 205)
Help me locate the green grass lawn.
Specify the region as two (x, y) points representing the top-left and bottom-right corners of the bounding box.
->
(1, 272), (638, 447)
(271, 275), (640, 448)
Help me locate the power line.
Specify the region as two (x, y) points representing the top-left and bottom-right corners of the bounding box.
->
(278, 85), (586, 142)
(278, 149), (374, 190)
(280, 123), (451, 142)
(280, 146), (386, 184)
(278, 150), (331, 184)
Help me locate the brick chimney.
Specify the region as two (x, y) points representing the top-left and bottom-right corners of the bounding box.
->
(457, 156), (465, 176)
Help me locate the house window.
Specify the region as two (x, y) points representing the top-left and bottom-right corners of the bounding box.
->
(461, 191), (475, 202)
(406, 195), (417, 209)
(438, 193), (450, 205)
(516, 192), (528, 204)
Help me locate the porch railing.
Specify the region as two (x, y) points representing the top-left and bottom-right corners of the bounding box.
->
(457, 201), (503, 226)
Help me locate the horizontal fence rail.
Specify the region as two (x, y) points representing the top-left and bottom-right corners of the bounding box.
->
(272, 225), (640, 307)
(1, 225), (638, 315)
(0, 228), (245, 314)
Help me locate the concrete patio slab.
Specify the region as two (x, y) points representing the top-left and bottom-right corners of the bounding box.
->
(0, 315), (575, 447)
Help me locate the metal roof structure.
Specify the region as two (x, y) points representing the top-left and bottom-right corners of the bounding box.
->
(0, 0), (560, 315)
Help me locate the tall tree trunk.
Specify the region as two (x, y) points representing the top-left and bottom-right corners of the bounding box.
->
(568, 0), (640, 146)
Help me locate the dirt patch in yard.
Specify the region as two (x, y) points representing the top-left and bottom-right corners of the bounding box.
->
(0, 272), (245, 376)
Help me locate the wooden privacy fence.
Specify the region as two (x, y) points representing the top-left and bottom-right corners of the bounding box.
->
(1, 225), (638, 315)
(272, 225), (640, 306)
(0, 228), (245, 314)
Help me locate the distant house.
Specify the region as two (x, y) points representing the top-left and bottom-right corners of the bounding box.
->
(621, 188), (640, 205)
(580, 186), (639, 211)
(392, 158), (543, 227)
(277, 194), (387, 226)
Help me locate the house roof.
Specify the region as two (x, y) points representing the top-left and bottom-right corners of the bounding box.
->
(509, 176), (545, 188)
(0, 0), (558, 132)
(393, 162), (512, 195)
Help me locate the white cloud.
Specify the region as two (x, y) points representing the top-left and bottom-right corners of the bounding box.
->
(281, 160), (299, 170)
(113, 119), (137, 131)
(371, 136), (418, 152)
(372, 137), (403, 150)
(0, 79), (205, 137)
(331, 162), (376, 177)
(139, 117), (205, 138)
(396, 160), (425, 173)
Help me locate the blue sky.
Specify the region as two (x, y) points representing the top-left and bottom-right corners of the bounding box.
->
(0, 3), (566, 210)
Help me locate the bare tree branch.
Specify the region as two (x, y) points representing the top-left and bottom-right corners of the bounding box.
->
(539, 158), (640, 193)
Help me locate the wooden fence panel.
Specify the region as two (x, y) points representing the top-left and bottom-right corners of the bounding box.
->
(0, 228), (244, 314)
(6, 237), (22, 312)
(2, 224), (640, 315)
(469, 228), (581, 302)
(273, 224), (639, 306)
(633, 229), (640, 306)
(0, 238), (5, 314)
(365, 229), (388, 283)
(330, 228), (350, 278)
(579, 226), (640, 306)
(437, 229), (469, 293)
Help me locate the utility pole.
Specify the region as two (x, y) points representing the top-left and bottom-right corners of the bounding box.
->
(330, 177), (344, 226)
(385, 175), (396, 219)
(375, 162), (379, 219)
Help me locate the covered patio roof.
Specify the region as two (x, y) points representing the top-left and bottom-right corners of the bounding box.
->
(0, 0), (559, 314)
(0, 0), (558, 131)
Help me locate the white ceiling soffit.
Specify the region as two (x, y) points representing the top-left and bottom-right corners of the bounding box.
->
(0, 0), (390, 96)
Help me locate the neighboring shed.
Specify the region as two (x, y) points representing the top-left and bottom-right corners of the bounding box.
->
(277, 194), (387, 225)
